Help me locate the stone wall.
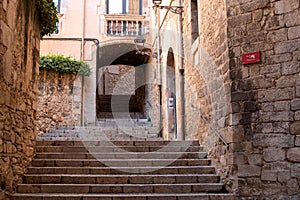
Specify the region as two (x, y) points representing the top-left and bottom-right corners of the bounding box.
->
(98, 65), (136, 95)
(36, 69), (81, 133)
(227, 0), (300, 198)
(159, 0), (232, 184)
(179, 0), (300, 197)
(181, 0), (233, 191)
(0, 0), (40, 198)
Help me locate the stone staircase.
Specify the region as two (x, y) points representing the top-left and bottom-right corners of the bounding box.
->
(11, 125), (234, 200)
(98, 95), (142, 113)
(37, 118), (159, 141)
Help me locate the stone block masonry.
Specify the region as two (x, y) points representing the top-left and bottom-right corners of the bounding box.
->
(0, 0), (40, 198)
(226, 0), (300, 198)
(181, 0), (232, 193)
(36, 69), (80, 133)
(173, 0), (300, 198)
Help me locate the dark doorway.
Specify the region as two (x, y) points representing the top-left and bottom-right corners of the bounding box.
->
(97, 45), (150, 118)
(166, 48), (177, 138)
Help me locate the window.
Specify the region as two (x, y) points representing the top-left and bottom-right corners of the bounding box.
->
(107, 0), (142, 15)
(53, 0), (61, 34)
(53, 0), (61, 13)
(108, 0), (127, 14)
(191, 0), (199, 42)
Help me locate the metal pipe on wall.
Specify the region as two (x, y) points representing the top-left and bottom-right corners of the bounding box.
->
(177, 0), (185, 140)
(81, 0), (86, 61)
(81, 0), (86, 126)
(156, 7), (163, 136)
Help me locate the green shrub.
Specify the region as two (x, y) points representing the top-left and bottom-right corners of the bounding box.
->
(40, 55), (91, 76)
(36, 0), (59, 37)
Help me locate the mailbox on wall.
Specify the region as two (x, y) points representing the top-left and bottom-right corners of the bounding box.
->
(242, 51), (261, 65)
(168, 98), (174, 109)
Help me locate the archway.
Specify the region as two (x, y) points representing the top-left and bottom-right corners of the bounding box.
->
(164, 48), (177, 139)
(96, 43), (150, 118)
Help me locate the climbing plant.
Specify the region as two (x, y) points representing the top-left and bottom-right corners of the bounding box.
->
(40, 55), (92, 76)
(36, 0), (58, 37)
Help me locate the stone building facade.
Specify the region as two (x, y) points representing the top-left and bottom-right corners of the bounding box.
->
(0, 0), (40, 198)
(157, 0), (300, 198)
(226, 0), (300, 197)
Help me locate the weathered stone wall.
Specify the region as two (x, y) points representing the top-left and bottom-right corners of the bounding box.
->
(0, 0), (40, 198)
(159, 0), (232, 180)
(180, 0), (300, 197)
(227, 0), (300, 198)
(181, 0), (233, 192)
(36, 69), (80, 133)
(98, 65), (136, 95)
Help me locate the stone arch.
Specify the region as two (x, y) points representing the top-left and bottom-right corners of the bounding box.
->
(96, 41), (151, 118)
(97, 40), (151, 67)
(161, 47), (177, 139)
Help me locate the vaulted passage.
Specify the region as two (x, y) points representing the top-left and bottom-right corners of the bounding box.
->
(97, 44), (150, 118)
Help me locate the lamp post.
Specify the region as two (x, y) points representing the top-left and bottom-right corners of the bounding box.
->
(151, 0), (185, 141)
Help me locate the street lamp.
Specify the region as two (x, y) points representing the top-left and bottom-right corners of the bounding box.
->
(152, 0), (162, 6)
(152, 0), (183, 14)
(134, 35), (146, 53)
(134, 35), (157, 58)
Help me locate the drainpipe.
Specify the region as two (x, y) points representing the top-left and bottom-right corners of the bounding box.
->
(81, 0), (86, 126)
(177, 0), (185, 140)
(42, 38), (100, 44)
(81, 0), (86, 61)
(156, 7), (162, 136)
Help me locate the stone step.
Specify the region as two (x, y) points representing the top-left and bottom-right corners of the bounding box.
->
(98, 118), (147, 122)
(35, 146), (204, 153)
(114, 123), (153, 126)
(35, 151), (207, 159)
(36, 136), (163, 141)
(47, 127), (158, 134)
(35, 140), (200, 147)
(38, 133), (150, 138)
(11, 135), (233, 199)
(38, 132), (161, 139)
(23, 174), (219, 184)
(27, 166), (214, 175)
(56, 126), (77, 130)
(97, 113), (146, 119)
(31, 159), (214, 168)
(17, 183), (225, 194)
(10, 193), (235, 200)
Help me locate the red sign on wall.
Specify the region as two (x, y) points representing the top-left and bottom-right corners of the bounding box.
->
(242, 51), (261, 65)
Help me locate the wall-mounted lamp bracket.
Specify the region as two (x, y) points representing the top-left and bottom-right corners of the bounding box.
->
(154, 6), (183, 14)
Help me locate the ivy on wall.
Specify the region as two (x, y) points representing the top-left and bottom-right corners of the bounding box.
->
(36, 0), (58, 37)
(40, 55), (92, 76)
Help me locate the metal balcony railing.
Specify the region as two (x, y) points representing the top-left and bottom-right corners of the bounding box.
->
(104, 14), (146, 36)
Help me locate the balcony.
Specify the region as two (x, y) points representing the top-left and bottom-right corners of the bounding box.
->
(104, 14), (146, 36)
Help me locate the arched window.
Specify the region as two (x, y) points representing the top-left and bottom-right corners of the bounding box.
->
(107, 0), (142, 15)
